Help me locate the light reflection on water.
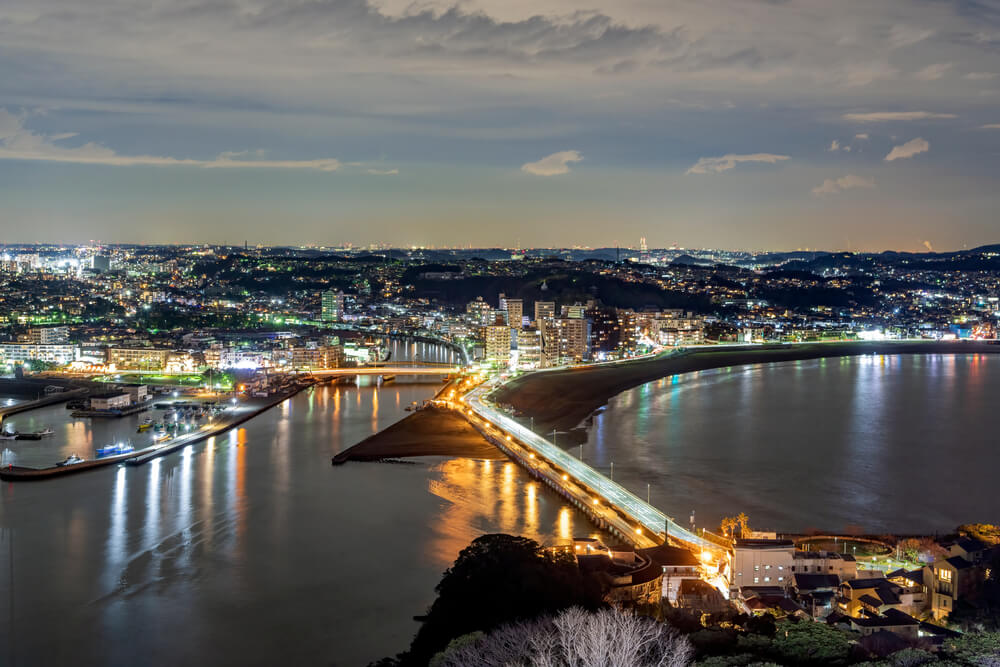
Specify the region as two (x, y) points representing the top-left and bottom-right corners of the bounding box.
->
(0, 379), (593, 667)
(586, 353), (1000, 534)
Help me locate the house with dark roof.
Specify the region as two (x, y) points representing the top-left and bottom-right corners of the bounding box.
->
(924, 536), (998, 621)
(639, 544), (701, 604)
(837, 578), (905, 617)
(847, 608), (920, 639)
(793, 573), (841, 618)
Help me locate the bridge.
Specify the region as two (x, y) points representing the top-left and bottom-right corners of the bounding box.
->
(306, 362), (464, 376)
(458, 381), (730, 559)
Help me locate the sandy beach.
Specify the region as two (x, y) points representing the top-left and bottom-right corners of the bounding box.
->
(332, 406), (506, 463)
(491, 341), (1000, 440)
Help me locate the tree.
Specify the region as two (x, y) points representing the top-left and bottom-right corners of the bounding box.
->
(768, 620), (853, 665)
(943, 630), (1000, 665)
(402, 534), (606, 666)
(433, 606), (694, 667)
(898, 537), (947, 565)
(736, 513), (751, 539)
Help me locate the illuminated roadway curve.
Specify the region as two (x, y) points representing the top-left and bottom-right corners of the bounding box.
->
(464, 384), (722, 555)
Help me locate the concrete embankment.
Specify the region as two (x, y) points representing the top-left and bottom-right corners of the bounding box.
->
(492, 340), (1000, 437)
(0, 388), (88, 422)
(0, 383), (315, 481)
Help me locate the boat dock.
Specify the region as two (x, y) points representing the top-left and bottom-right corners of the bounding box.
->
(0, 382), (315, 481)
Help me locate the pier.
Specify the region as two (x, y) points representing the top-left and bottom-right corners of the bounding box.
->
(0, 382), (315, 481)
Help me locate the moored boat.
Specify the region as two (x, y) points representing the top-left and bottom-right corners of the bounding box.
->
(56, 454), (84, 466)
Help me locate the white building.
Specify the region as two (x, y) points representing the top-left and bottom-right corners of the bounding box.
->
(731, 539), (795, 593)
(0, 343), (77, 366)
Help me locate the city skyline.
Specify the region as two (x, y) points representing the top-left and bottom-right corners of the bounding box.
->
(2, 0), (1000, 251)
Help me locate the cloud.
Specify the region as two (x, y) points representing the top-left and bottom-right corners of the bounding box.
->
(521, 150), (583, 176)
(981, 124), (1000, 129)
(842, 111), (956, 122)
(685, 153), (789, 175)
(828, 140), (841, 152)
(884, 137), (929, 161)
(888, 25), (934, 49)
(366, 168), (399, 175)
(854, 133), (870, 140)
(922, 240), (934, 252)
(963, 72), (997, 80)
(811, 174), (875, 195)
(914, 63), (952, 81)
(0, 109), (340, 171)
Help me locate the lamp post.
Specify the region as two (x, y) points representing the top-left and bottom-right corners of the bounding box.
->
(647, 483), (650, 504)
(610, 461), (614, 482)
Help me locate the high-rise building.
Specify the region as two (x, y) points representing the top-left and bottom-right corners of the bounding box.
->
(465, 296), (493, 326)
(534, 301), (555, 324)
(484, 325), (511, 366)
(321, 290), (345, 322)
(504, 298), (523, 330)
(541, 318), (590, 365)
(515, 328), (543, 369)
(561, 304), (586, 319)
(587, 307), (622, 354)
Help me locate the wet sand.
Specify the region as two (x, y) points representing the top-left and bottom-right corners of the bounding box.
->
(332, 407), (506, 463)
(491, 341), (1000, 439)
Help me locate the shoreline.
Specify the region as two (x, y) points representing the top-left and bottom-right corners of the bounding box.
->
(492, 340), (1000, 441)
(0, 381), (318, 481)
(332, 407), (507, 464)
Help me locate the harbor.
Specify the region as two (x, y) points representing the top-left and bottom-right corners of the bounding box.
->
(0, 378), (320, 480)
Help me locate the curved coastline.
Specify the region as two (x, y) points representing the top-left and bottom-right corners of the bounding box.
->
(491, 341), (1000, 440)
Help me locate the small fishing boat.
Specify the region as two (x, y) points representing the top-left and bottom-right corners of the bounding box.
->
(56, 454), (84, 466)
(16, 428), (54, 440)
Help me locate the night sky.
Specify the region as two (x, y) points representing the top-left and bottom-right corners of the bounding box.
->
(2, 0), (999, 250)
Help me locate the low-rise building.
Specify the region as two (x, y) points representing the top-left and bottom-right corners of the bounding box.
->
(927, 537), (992, 621)
(641, 544), (702, 604)
(731, 539), (795, 593)
(0, 343), (77, 366)
(792, 550), (858, 581)
(89, 391), (132, 411)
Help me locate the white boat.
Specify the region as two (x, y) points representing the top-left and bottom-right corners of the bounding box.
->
(56, 454), (84, 466)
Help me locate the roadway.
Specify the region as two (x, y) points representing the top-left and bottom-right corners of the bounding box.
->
(306, 364), (462, 376)
(462, 382), (725, 556)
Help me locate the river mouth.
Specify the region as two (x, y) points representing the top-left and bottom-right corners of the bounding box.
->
(580, 353), (1000, 536)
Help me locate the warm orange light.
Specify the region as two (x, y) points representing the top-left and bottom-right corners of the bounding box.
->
(562, 474), (568, 481)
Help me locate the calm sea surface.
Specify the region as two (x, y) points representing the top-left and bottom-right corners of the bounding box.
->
(584, 353), (1000, 535)
(0, 342), (592, 666)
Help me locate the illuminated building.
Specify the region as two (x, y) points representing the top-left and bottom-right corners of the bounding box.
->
(504, 298), (523, 330)
(321, 290), (345, 322)
(484, 325), (511, 366)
